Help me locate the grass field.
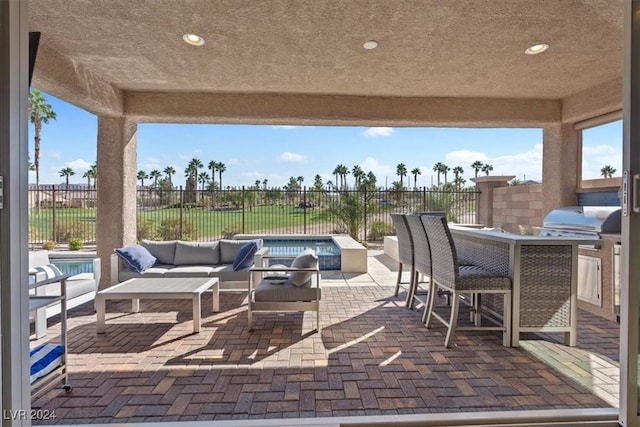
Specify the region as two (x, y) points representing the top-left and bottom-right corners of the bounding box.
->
(29, 204), (340, 243)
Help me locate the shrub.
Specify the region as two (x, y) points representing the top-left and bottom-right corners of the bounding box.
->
(42, 240), (56, 251)
(368, 221), (395, 241)
(68, 238), (83, 251)
(137, 219), (156, 241)
(157, 218), (198, 241)
(221, 223), (241, 239)
(55, 222), (91, 242)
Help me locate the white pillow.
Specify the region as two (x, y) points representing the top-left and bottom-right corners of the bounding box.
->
(289, 249), (318, 287)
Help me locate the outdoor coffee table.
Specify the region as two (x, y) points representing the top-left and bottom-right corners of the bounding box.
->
(96, 277), (219, 334)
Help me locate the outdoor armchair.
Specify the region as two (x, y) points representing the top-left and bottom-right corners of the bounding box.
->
(247, 250), (321, 332)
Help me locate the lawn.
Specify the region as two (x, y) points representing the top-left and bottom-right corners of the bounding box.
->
(28, 204), (338, 243)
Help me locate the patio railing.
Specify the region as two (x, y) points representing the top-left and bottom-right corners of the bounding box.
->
(28, 185), (479, 245)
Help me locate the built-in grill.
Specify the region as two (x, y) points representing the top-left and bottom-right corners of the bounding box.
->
(539, 206), (621, 239)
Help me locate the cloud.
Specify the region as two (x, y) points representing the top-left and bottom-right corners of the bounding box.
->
(277, 152), (308, 163)
(43, 151), (62, 160)
(582, 143), (622, 179)
(272, 125), (299, 130)
(445, 150), (489, 165)
(583, 144), (617, 156)
(362, 127), (394, 138)
(65, 159), (91, 171)
(360, 157), (393, 177)
(445, 144), (543, 181)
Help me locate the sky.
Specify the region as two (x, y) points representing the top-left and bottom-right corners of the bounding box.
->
(29, 92), (623, 188)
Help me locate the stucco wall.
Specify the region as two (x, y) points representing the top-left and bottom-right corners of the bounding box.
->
(492, 184), (543, 234)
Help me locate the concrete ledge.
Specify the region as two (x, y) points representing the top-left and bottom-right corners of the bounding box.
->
(383, 236), (399, 263)
(234, 234), (368, 273)
(330, 235), (367, 273)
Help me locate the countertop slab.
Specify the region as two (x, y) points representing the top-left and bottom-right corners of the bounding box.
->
(449, 225), (601, 246)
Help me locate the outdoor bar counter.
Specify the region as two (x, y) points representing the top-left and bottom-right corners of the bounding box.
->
(449, 225), (600, 347)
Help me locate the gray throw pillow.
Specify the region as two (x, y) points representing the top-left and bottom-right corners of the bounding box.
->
(289, 248), (318, 287)
(141, 240), (177, 265)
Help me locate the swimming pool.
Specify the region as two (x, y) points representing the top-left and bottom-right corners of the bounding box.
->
(262, 238), (341, 271)
(51, 259), (94, 276)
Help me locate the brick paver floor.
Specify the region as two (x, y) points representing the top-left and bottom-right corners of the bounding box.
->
(30, 250), (620, 424)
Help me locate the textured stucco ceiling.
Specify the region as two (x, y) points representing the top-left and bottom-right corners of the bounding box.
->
(30, 0), (622, 101)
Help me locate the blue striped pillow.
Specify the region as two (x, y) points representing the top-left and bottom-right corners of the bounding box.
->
(29, 264), (64, 284)
(30, 343), (63, 384)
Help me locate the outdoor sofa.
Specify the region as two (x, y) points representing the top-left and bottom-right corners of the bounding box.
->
(110, 239), (268, 289)
(28, 250), (101, 338)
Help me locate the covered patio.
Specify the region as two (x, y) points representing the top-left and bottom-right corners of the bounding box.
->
(3, 1), (639, 426)
(31, 250), (620, 424)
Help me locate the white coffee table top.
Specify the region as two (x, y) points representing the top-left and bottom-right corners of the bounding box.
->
(99, 277), (218, 296)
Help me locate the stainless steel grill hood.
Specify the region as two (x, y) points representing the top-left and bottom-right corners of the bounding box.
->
(539, 206), (621, 238)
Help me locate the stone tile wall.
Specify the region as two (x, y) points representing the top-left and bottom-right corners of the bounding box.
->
(492, 184), (543, 234)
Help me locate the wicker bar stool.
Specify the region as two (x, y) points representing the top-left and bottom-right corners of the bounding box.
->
(421, 215), (512, 348)
(390, 214), (416, 301)
(404, 214), (433, 316)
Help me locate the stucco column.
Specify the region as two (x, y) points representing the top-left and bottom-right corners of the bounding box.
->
(472, 176), (514, 227)
(542, 123), (579, 216)
(96, 117), (137, 289)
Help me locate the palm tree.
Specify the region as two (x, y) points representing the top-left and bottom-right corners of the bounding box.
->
(137, 170), (148, 188)
(396, 163), (407, 188)
(82, 169), (92, 188)
(163, 166), (176, 187)
(149, 170), (162, 188)
(254, 180), (261, 189)
(208, 160), (217, 189)
(336, 164), (349, 189)
(29, 89), (56, 214)
(454, 175), (466, 189)
(471, 161), (484, 178)
(187, 158), (203, 180)
(411, 167), (421, 189)
(481, 163), (494, 176)
(600, 165), (617, 178)
(262, 178), (268, 190)
(453, 166), (464, 182)
(366, 171), (377, 189)
(58, 167), (74, 201)
(441, 164), (451, 184)
(433, 162), (445, 186)
(332, 165), (341, 189)
(216, 162), (226, 190)
(326, 180), (334, 191)
(88, 163), (97, 189)
(313, 174), (323, 190)
(352, 165), (364, 187)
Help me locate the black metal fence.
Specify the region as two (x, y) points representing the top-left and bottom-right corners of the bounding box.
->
(28, 186), (479, 246)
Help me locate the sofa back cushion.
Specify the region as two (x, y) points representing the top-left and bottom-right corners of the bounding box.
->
(174, 241), (221, 265)
(141, 240), (177, 265)
(28, 251), (51, 269)
(219, 239), (262, 264)
(289, 249), (318, 287)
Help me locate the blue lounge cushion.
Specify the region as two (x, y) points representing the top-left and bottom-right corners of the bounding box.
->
(30, 343), (63, 385)
(232, 241), (258, 271)
(115, 245), (157, 273)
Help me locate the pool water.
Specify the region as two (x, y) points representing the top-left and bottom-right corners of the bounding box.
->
(262, 239), (341, 271)
(52, 259), (94, 276)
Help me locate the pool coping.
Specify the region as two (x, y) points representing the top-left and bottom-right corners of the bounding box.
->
(234, 234), (368, 273)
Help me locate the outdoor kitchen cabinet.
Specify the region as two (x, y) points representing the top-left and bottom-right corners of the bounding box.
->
(449, 226), (600, 347)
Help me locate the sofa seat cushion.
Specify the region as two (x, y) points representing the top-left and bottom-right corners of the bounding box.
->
(30, 278), (97, 301)
(210, 265), (251, 282)
(118, 265), (172, 282)
(164, 266), (216, 278)
(141, 240), (177, 265)
(254, 280), (321, 302)
(174, 241), (220, 266)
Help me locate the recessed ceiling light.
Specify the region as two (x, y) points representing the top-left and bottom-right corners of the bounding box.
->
(183, 33), (205, 46)
(525, 43), (549, 55)
(363, 40), (378, 50)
